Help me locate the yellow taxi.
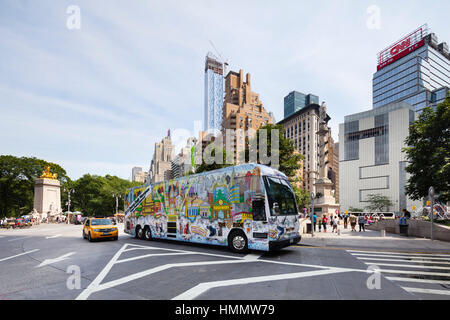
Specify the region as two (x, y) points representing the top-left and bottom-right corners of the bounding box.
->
(82, 217), (118, 242)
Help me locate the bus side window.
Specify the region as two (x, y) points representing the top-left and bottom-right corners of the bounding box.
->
(252, 200), (266, 221)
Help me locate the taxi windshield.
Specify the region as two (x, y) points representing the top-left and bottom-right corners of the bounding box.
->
(91, 219), (112, 226)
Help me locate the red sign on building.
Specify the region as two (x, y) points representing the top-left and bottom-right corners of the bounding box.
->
(377, 25), (428, 71)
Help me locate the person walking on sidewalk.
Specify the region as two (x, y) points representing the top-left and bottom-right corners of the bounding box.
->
(313, 213), (317, 232)
(358, 214), (366, 232)
(343, 214), (348, 229)
(322, 215), (327, 232)
(349, 214), (357, 231)
(332, 216), (339, 233)
(318, 219), (322, 232)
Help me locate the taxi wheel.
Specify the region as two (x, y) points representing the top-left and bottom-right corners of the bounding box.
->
(88, 232), (93, 242)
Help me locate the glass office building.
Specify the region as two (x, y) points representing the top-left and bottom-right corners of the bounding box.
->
(204, 53), (224, 133)
(284, 91), (319, 118)
(373, 26), (450, 111)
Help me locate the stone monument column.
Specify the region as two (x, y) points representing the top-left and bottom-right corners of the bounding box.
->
(33, 166), (62, 221)
(313, 102), (340, 217)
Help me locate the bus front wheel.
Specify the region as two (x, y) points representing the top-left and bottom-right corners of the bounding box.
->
(228, 230), (248, 253)
(144, 226), (152, 241)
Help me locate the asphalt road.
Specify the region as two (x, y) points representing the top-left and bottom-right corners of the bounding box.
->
(0, 224), (449, 300)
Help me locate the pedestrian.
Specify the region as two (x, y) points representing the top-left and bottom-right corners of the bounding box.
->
(322, 215), (327, 232)
(349, 214), (357, 232)
(358, 214), (366, 232)
(332, 216), (339, 233)
(343, 214), (348, 229)
(318, 219), (322, 232)
(313, 213), (317, 232)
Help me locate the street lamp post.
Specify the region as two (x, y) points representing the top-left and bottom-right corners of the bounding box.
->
(429, 186), (434, 241)
(64, 188), (75, 213)
(112, 194), (122, 215)
(310, 192), (315, 237)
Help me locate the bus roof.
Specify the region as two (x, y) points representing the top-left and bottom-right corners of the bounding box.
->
(128, 164), (288, 191)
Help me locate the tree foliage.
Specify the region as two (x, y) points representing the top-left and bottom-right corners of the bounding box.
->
(292, 185), (311, 211)
(69, 174), (141, 217)
(403, 94), (450, 203)
(364, 194), (393, 212)
(243, 124), (304, 178)
(0, 155), (140, 218)
(195, 143), (232, 174)
(0, 155), (69, 217)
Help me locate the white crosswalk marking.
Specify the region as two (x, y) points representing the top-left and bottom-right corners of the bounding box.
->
(347, 249), (450, 298)
(357, 257), (450, 265)
(401, 287), (450, 296)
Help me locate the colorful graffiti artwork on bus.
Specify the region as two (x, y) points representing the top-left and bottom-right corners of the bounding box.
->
(125, 164), (299, 251)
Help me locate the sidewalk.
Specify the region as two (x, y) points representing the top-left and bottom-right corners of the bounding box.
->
(300, 223), (450, 252)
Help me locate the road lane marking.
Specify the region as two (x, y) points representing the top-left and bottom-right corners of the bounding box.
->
(92, 259), (259, 296)
(347, 250), (450, 258)
(378, 269), (450, 277)
(363, 262), (450, 270)
(357, 257), (450, 265)
(172, 268), (352, 300)
(77, 242), (371, 300)
(295, 246), (450, 255)
(36, 252), (76, 268)
(115, 252), (192, 264)
(0, 249), (40, 262)
(349, 253), (450, 261)
(7, 237), (31, 242)
(386, 277), (450, 285)
(45, 234), (62, 239)
(244, 253), (262, 260)
(401, 287), (450, 296)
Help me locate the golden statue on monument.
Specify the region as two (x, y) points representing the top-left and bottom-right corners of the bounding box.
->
(40, 165), (58, 179)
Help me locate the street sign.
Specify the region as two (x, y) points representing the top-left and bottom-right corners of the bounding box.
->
(426, 200), (431, 206)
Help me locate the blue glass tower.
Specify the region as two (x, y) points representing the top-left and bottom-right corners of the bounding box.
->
(204, 53), (224, 133)
(284, 91), (319, 118)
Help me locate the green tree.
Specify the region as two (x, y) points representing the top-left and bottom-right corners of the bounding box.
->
(292, 185), (311, 211)
(403, 94), (450, 203)
(243, 124), (304, 178)
(0, 155), (69, 217)
(195, 143), (232, 174)
(365, 194), (393, 212)
(70, 174), (140, 217)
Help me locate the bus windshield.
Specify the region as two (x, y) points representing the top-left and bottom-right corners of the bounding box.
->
(263, 176), (298, 216)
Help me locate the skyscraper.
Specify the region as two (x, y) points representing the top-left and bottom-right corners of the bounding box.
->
(284, 91), (319, 118)
(204, 53), (224, 133)
(373, 24), (449, 111)
(221, 69), (273, 164)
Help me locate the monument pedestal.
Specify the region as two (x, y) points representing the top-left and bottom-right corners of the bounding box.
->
(314, 178), (340, 217)
(33, 178), (62, 220)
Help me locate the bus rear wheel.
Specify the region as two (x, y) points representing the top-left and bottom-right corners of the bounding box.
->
(135, 226), (144, 240)
(228, 230), (248, 253)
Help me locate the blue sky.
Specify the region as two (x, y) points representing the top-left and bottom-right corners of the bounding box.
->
(0, 0), (449, 180)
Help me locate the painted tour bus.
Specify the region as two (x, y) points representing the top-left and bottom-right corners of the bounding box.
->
(124, 164), (301, 252)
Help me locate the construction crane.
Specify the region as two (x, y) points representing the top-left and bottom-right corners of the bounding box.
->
(209, 40), (229, 76)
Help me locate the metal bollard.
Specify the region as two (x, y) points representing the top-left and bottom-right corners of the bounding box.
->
(380, 229), (386, 237)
